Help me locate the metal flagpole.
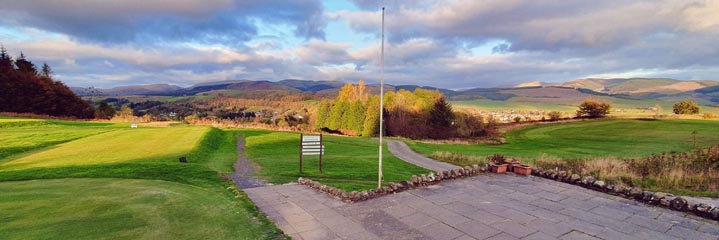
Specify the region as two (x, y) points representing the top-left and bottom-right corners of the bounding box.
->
(378, 7), (385, 189)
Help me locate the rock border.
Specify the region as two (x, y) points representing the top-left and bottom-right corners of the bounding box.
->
(531, 168), (719, 222)
(298, 165), (488, 202)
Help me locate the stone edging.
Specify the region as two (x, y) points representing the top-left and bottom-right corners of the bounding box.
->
(298, 165), (488, 202)
(531, 168), (719, 222)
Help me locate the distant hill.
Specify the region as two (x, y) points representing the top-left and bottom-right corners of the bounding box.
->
(554, 78), (719, 95)
(72, 78), (719, 104)
(71, 84), (183, 96)
(278, 79), (345, 92)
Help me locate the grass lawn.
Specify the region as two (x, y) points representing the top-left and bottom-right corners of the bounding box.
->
(0, 117), (285, 239)
(407, 119), (719, 162)
(0, 178), (275, 240)
(0, 119), (121, 160)
(240, 129), (429, 191)
(1, 126), (208, 170)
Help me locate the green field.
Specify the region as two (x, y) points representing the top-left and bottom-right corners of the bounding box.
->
(241, 130), (429, 191)
(0, 117), (284, 240)
(407, 119), (719, 161)
(453, 97), (719, 116)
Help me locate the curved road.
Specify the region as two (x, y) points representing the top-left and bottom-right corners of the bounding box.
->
(385, 139), (458, 172)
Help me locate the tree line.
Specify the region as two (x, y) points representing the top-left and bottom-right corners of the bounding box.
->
(0, 47), (94, 118)
(315, 81), (492, 139)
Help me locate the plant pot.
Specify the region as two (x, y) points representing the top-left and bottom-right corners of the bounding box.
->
(514, 165), (532, 176)
(491, 164), (508, 173)
(507, 161), (521, 172)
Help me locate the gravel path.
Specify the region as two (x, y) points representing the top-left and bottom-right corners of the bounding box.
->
(386, 139), (458, 172)
(228, 135), (267, 189)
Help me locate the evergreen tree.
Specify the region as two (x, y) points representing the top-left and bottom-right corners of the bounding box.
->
(350, 100), (366, 133)
(15, 52), (38, 75)
(315, 100), (333, 129)
(428, 97), (455, 139)
(327, 101), (348, 130)
(362, 96), (381, 137)
(41, 62), (53, 78)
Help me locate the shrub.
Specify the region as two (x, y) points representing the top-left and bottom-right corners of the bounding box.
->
(702, 112), (715, 119)
(673, 100), (700, 115)
(576, 98), (611, 118)
(547, 111), (562, 121)
(487, 154), (507, 165)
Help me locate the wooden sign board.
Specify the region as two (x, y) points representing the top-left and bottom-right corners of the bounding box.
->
(299, 134), (324, 173)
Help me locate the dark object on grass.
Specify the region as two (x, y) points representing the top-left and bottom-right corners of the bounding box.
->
(179, 156), (187, 163)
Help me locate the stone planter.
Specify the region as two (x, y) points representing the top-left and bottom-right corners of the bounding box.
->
(513, 165), (532, 176)
(491, 164), (508, 173)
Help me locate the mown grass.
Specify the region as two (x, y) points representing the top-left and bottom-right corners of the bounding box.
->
(0, 118), (285, 240)
(0, 178), (276, 240)
(1, 126), (208, 170)
(0, 119), (122, 160)
(407, 119), (719, 161)
(240, 129), (429, 191)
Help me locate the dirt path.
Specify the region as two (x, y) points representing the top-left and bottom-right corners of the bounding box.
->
(228, 135), (267, 189)
(386, 139), (458, 172)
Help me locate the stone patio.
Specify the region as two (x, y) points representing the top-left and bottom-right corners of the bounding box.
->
(245, 174), (719, 240)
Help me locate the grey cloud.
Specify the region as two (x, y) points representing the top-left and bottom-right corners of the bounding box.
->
(0, 0), (326, 46)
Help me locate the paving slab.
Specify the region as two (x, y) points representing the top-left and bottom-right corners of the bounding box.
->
(245, 174), (719, 240)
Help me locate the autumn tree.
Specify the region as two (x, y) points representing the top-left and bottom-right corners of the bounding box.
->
(673, 100), (700, 115)
(576, 99), (611, 118)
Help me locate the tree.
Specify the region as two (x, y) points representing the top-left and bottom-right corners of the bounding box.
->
(14, 52), (38, 75)
(41, 62), (53, 78)
(547, 111), (562, 121)
(327, 101), (348, 130)
(673, 100), (700, 115)
(362, 96), (381, 137)
(95, 102), (116, 119)
(576, 99), (611, 118)
(113, 106), (135, 122)
(315, 100), (332, 129)
(428, 97), (455, 139)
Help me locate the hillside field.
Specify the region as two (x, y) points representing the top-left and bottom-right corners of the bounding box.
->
(406, 119), (719, 161)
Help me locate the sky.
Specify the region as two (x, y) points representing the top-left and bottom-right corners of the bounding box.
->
(1, 0), (719, 89)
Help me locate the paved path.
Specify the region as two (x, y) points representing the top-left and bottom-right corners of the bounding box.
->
(386, 139), (459, 172)
(245, 174), (719, 240)
(229, 136), (267, 189)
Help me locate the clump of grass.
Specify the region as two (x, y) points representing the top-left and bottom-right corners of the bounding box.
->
(431, 151), (488, 166)
(536, 145), (719, 197)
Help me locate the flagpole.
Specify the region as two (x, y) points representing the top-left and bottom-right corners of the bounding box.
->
(378, 7), (385, 189)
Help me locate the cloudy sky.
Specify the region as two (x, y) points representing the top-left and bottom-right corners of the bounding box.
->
(1, 0), (719, 89)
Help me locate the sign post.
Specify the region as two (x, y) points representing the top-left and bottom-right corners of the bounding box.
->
(299, 133), (324, 173)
